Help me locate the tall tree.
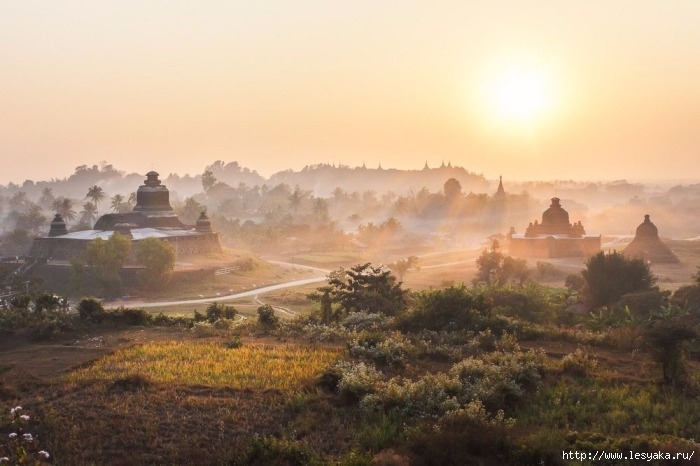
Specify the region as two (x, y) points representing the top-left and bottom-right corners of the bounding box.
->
(202, 170), (217, 192)
(110, 194), (127, 213)
(53, 198), (76, 224)
(86, 185), (105, 213)
(80, 201), (98, 226)
(39, 187), (55, 209)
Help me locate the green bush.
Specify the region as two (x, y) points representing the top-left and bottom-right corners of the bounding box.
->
(230, 434), (322, 466)
(206, 302), (237, 323)
(397, 285), (487, 332)
(77, 298), (106, 323)
(561, 346), (598, 376)
(257, 304), (279, 327)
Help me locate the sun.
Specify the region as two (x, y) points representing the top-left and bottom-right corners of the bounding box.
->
(475, 61), (556, 127)
(490, 68), (549, 120)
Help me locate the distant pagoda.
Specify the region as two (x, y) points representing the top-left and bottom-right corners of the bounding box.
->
(623, 215), (679, 263)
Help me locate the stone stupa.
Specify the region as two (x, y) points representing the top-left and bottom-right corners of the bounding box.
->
(623, 215), (679, 263)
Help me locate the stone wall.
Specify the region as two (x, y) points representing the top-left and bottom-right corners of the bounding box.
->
(509, 236), (601, 259)
(29, 232), (222, 261)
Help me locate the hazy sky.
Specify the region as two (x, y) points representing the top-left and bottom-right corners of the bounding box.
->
(2, 1), (699, 185)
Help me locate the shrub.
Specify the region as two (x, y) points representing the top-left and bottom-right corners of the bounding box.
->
(334, 361), (383, 403)
(581, 251), (657, 308)
(77, 298), (106, 323)
(257, 304), (279, 327)
(230, 434), (321, 466)
(450, 350), (545, 411)
(347, 331), (412, 367)
(225, 335), (244, 349)
(340, 311), (389, 331)
(105, 307), (152, 326)
(206, 302), (237, 323)
(398, 285), (487, 332)
(561, 346), (598, 376)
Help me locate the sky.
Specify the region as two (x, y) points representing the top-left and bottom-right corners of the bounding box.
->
(2, 1), (700, 185)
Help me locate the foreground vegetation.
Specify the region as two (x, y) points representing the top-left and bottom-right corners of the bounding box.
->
(1, 254), (700, 465)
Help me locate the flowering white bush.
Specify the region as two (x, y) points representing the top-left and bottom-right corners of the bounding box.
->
(301, 323), (352, 342)
(347, 331), (412, 366)
(335, 361), (384, 401)
(340, 311), (390, 331)
(0, 406), (50, 465)
(360, 372), (463, 418)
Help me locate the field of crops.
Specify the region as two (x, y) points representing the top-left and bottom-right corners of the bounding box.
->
(66, 342), (341, 390)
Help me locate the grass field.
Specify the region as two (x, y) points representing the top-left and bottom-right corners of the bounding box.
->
(66, 341), (341, 390)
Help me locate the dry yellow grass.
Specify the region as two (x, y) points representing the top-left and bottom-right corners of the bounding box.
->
(66, 341), (341, 390)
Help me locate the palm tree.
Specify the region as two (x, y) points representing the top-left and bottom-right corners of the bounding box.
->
(52, 197), (76, 224)
(128, 192), (137, 208)
(110, 194), (125, 213)
(86, 185), (105, 214)
(39, 187), (55, 208)
(80, 201), (98, 226)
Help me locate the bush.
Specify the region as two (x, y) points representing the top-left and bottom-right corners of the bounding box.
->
(347, 331), (412, 367)
(206, 302), (237, 323)
(77, 298), (106, 323)
(581, 251), (657, 308)
(225, 335), (244, 349)
(257, 304), (279, 327)
(397, 285), (488, 332)
(230, 434), (322, 466)
(106, 307), (152, 326)
(334, 361), (383, 403)
(561, 346), (598, 376)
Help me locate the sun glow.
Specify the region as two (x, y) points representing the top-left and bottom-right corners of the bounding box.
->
(474, 59), (558, 129)
(490, 68), (550, 120)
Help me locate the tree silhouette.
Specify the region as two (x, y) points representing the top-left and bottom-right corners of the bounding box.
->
(86, 185), (105, 214)
(80, 201), (98, 226)
(110, 194), (127, 213)
(53, 198), (76, 224)
(39, 187), (55, 208)
(581, 251), (657, 308)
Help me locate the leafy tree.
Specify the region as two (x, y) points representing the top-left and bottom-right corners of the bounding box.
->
(581, 251), (657, 308)
(443, 177), (462, 201)
(84, 232), (132, 295)
(312, 263), (409, 318)
(475, 240), (529, 286)
(178, 197), (205, 225)
(389, 256), (419, 280)
(202, 170), (217, 192)
(135, 238), (176, 288)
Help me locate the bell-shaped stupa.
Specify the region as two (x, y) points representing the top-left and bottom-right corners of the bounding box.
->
(623, 215), (679, 263)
